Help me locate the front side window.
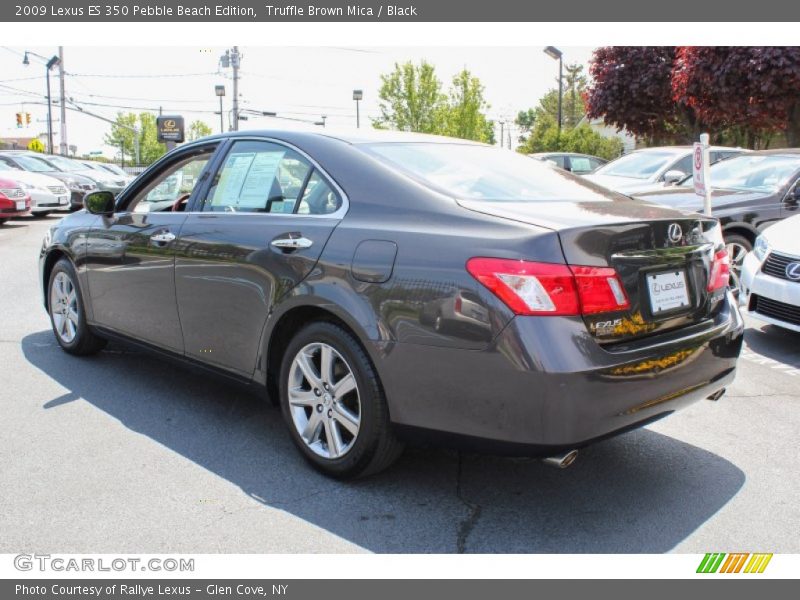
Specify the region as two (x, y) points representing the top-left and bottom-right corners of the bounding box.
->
(132, 151), (213, 213)
(203, 140), (341, 214)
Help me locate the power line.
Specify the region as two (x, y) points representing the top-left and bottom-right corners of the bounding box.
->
(66, 71), (219, 79)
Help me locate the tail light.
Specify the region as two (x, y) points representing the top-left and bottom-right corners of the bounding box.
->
(454, 294), (463, 314)
(466, 258), (629, 316)
(707, 248), (730, 292)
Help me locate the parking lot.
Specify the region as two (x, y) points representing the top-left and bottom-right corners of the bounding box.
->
(1, 214), (799, 554)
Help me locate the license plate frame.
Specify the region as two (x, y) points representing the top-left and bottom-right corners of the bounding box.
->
(647, 269), (691, 314)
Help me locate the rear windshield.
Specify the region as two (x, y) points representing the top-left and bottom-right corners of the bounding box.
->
(363, 143), (609, 202)
(596, 151), (679, 179)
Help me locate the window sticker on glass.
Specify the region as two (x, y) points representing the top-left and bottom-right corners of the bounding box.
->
(211, 150), (285, 211)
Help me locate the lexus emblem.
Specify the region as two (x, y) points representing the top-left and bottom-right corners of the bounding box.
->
(786, 262), (800, 281)
(667, 223), (683, 244)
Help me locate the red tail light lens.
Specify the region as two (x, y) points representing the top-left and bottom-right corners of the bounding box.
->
(571, 266), (631, 314)
(707, 248), (731, 291)
(466, 258), (629, 316)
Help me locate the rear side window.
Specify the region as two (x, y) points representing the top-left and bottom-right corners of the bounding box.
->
(569, 156), (594, 174)
(204, 140), (335, 213)
(364, 143), (610, 203)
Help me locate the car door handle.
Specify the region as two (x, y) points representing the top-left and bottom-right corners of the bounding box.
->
(271, 235), (313, 251)
(150, 232), (176, 245)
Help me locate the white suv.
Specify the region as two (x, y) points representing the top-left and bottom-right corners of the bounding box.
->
(740, 214), (800, 333)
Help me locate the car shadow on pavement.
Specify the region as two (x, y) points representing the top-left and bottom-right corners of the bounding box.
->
(22, 330), (745, 553)
(744, 324), (800, 369)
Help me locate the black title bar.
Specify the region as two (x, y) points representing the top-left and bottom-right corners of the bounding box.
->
(4, 0), (799, 22)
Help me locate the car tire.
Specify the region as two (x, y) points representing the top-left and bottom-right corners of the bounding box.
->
(724, 234), (752, 293)
(48, 258), (107, 356)
(279, 321), (403, 479)
(0, 218), (6, 225)
(34, 211), (52, 218)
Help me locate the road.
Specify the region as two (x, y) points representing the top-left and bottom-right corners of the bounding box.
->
(1, 214), (799, 553)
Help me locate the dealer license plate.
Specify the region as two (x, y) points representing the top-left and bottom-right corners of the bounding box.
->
(648, 270), (691, 314)
(58, 195), (68, 205)
(16, 200), (26, 210)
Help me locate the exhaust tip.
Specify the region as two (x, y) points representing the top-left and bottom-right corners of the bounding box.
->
(542, 449), (579, 469)
(707, 388), (726, 401)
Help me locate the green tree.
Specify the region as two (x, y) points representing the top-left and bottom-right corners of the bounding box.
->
(104, 112), (167, 166)
(188, 120), (213, 141)
(374, 61), (448, 133)
(518, 119), (623, 160)
(442, 69), (494, 143)
(374, 61), (495, 143)
(517, 62), (589, 149)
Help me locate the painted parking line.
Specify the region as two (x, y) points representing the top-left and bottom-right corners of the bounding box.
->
(739, 349), (800, 378)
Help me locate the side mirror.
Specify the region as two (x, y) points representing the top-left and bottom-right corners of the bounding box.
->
(663, 170), (687, 185)
(84, 190), (115, 216)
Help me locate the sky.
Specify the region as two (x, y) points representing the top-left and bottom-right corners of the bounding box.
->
(0, 45), (594, 159)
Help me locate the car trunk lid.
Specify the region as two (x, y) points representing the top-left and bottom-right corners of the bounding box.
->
(458, 199), (725, 344)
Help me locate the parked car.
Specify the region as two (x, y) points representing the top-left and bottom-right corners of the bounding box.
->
(584, 146), (745, 195)
(40, 130), (743, 478)
(0, 152), (96, 210)
(529, 152), (607, 174)
(634, 150), (800, 290)
(0, 160), (70, 216)
(740, 214), (800, 333)
(0, 178), (31, 224)
(78, 159), (134, 187)
(36, 154), (128, 196)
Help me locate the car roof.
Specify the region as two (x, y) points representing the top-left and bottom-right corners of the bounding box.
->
(630, 145), (743, 154)
(529, 152), (602, 158)
(743, 148), (800, 157)
(193, 128), (489, 147)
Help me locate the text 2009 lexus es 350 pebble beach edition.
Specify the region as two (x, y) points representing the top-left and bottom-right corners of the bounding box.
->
(39, 130), (744, 478)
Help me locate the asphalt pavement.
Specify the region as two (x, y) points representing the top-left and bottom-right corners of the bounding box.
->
(1, 214), (799, 553)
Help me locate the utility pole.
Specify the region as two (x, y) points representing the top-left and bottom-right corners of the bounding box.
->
(58, 47), (67, 156)
(231, 46), (241, 131)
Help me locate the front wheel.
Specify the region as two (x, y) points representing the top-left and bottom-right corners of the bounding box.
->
(279, 321), (403, 479)
(724, 234), (752, 293)
(48, 258), (107, 355)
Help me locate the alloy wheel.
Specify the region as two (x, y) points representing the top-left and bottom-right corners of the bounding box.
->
(287, 342), (361, 459)
(50, 271), (79, 343)
(725, 241), (748, 292)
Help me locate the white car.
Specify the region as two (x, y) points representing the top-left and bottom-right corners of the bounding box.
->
(584, 146), (745, 196)
(740, 214), (800, 333)
(0, 161), (70, 215)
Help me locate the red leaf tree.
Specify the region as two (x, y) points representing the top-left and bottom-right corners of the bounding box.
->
(585, 46), (702, 144)
(672, 46), (800, 147)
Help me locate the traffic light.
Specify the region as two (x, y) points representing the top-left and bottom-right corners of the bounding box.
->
(25, 113), (31, 126)
(15, 113), (22, 128)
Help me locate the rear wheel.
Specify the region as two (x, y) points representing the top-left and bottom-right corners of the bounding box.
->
(724, 234), (752, 293)
(48, 258), (107, 355)
(279, 321), (403, 479)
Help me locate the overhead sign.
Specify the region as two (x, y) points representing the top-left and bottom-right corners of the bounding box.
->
(157, 115), (185, 143)
(692, 142), (705, 197)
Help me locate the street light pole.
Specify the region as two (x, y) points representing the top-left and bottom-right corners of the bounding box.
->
(231, 46), (240, 131)
(543, 46), (564, 135)
(353, 89), (363, 128)
(23, 51), (60, 154)
(58, 46), (67, 156)
(215, 85), (226, 134)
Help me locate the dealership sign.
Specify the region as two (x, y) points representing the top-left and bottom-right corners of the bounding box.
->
(157, 116), (185, 143)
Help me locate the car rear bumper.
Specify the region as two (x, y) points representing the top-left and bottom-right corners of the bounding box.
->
(378, 292), (743, 451)
(740, 251), (800, 333)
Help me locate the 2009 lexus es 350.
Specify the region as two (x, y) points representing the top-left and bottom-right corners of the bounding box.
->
(39, 130), (744, 478)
